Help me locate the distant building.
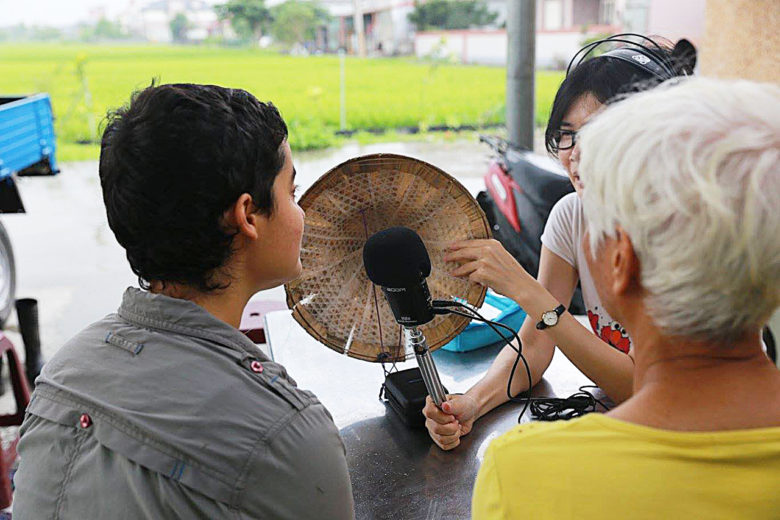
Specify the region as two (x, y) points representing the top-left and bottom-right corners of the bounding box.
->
(312, 0), (416, 55)
(309, 0), (614, 59)
(119, 0), (228, 43)
(87, 6), (109, 24)
(217, 0), (703, 62)
(416, 0), (617, 67)
(616, 0), (705, 45)
(415, 0), (705, 67)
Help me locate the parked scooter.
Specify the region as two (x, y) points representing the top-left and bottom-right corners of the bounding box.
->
(476, 135), (585, 315)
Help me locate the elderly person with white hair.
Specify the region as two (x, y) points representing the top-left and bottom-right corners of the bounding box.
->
(472, 77), (780, 519)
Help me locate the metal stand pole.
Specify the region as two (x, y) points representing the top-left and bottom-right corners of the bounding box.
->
(405, 326), (447, 407)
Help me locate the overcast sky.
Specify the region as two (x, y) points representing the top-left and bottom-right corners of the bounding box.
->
(0, 0), (223, 27)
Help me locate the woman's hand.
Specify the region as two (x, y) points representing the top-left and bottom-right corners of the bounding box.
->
(423, 394), (480, 450)
(444, 239), (533, 301)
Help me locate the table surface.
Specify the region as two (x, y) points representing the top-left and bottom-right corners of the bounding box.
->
(264, 310), (606, 520)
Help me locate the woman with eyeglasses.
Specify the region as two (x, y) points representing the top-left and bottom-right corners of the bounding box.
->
(423, 35), (696, 451)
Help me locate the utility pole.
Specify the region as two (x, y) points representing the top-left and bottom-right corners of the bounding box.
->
(339, 49), (347, 130)
(353, 0), (367, 57)
(506, 0), (536, 150)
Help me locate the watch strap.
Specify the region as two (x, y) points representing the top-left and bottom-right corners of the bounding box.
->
(536, 304), (566, 330)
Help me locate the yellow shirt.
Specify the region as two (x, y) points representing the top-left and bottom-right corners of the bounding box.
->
(472, 414), (780, 520)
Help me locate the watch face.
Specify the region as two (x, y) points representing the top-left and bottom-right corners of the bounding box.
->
(543, 311), (557, 326)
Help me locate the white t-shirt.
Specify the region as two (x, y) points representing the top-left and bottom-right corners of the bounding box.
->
(540, 192), (633, 354)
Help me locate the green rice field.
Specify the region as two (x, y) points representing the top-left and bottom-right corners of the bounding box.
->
(0, 44), (564, 161)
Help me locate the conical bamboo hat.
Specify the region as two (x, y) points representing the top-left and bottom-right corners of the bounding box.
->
(285, 154), (490, 362)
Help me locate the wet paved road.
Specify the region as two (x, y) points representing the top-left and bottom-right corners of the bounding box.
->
(2, 139), (492, 361)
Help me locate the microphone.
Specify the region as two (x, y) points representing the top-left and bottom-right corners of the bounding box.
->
(362, 227), (435, 326)
(363, 227), (448, 407)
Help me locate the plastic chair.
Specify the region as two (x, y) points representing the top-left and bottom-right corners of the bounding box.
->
(0, 333), (31, 510)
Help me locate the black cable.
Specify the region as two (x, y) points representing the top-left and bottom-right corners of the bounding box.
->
(440, 307), (532, 419)
(529, 385), (610, 421)
(377, 352), (400, 401)
(433, 299), (611, 422)
(433, 300), (533, 421)
(439, 307), (521, 354)
(565, 33), (677, 80)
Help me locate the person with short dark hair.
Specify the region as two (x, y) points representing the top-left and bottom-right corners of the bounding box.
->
(424, 36), (694, 450)
(13, 83), (355, 519)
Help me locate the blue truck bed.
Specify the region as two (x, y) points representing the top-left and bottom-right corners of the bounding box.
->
(0, 91), (58, 324)
(0, 93), (58, 181)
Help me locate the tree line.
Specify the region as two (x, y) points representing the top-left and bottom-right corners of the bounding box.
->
(0, 0), (498, 48)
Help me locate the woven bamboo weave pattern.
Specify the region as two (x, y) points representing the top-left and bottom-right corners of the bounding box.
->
(285, 154), (491, 362)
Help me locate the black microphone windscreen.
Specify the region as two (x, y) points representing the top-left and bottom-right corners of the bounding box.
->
(363, 227), (432, 287)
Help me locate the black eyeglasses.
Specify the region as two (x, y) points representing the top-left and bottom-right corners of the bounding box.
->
(551, 129), (577, 151)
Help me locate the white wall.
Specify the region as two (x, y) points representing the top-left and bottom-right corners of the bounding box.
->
(415, 29), (611, 68)
(646, 0), (705, 44)
(537, 31), (591, 68)
(390, 4), (415, 55)
(141, 11), (171, 43)
(134, 6), (218, 43)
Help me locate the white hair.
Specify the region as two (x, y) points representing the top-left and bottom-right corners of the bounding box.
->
(579, 77), (780, 343)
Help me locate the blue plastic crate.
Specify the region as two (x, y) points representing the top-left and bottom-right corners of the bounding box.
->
(442, 290), (527, 352)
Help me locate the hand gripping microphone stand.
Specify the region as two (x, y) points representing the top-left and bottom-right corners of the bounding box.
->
(362, 227), (559, 427)
(363, 227), (450, 416)
(363, 227), (537, 425)
(378, 277), (448, 409)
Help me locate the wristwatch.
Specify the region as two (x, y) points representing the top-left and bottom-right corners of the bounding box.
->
(536, 304), (566, 330)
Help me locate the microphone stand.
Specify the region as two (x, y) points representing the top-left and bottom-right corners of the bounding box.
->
(404, 326), (447, 407)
